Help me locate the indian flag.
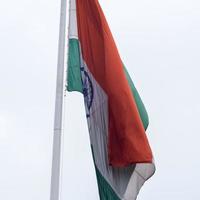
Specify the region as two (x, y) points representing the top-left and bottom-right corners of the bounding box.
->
(67, 0), (155, 199)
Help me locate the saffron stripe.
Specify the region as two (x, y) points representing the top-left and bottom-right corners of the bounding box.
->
(76, 0), (153, 167)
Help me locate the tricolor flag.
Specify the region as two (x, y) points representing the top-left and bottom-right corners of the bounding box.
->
(66, 0), (155, 199)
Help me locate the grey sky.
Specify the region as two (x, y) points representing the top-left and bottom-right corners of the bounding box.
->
(0, 0), (200, 199)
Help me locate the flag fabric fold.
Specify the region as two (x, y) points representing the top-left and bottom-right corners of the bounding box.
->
(67, 0), (155, 199)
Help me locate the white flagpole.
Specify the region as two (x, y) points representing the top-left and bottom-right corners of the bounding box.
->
(50, 0), (69, 199)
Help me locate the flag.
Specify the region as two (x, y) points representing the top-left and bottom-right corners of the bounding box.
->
(67, 0), (155, 199)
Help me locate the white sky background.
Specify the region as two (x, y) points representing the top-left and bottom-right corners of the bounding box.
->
(0, 0), (200, 199)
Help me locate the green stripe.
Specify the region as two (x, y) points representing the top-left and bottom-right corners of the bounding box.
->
(124, 67), (149, 130)
(67, 38), (149, 129)
(91, 146), (121, 200)
(67, 39), (83, 92)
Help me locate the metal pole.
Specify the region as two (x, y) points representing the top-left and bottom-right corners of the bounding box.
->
(50, 0), (68, 199)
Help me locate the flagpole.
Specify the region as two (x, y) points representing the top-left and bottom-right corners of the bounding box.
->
(50, 0), (68, 199)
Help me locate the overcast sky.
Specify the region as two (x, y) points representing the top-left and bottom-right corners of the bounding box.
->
(0, 0), (200, 200)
